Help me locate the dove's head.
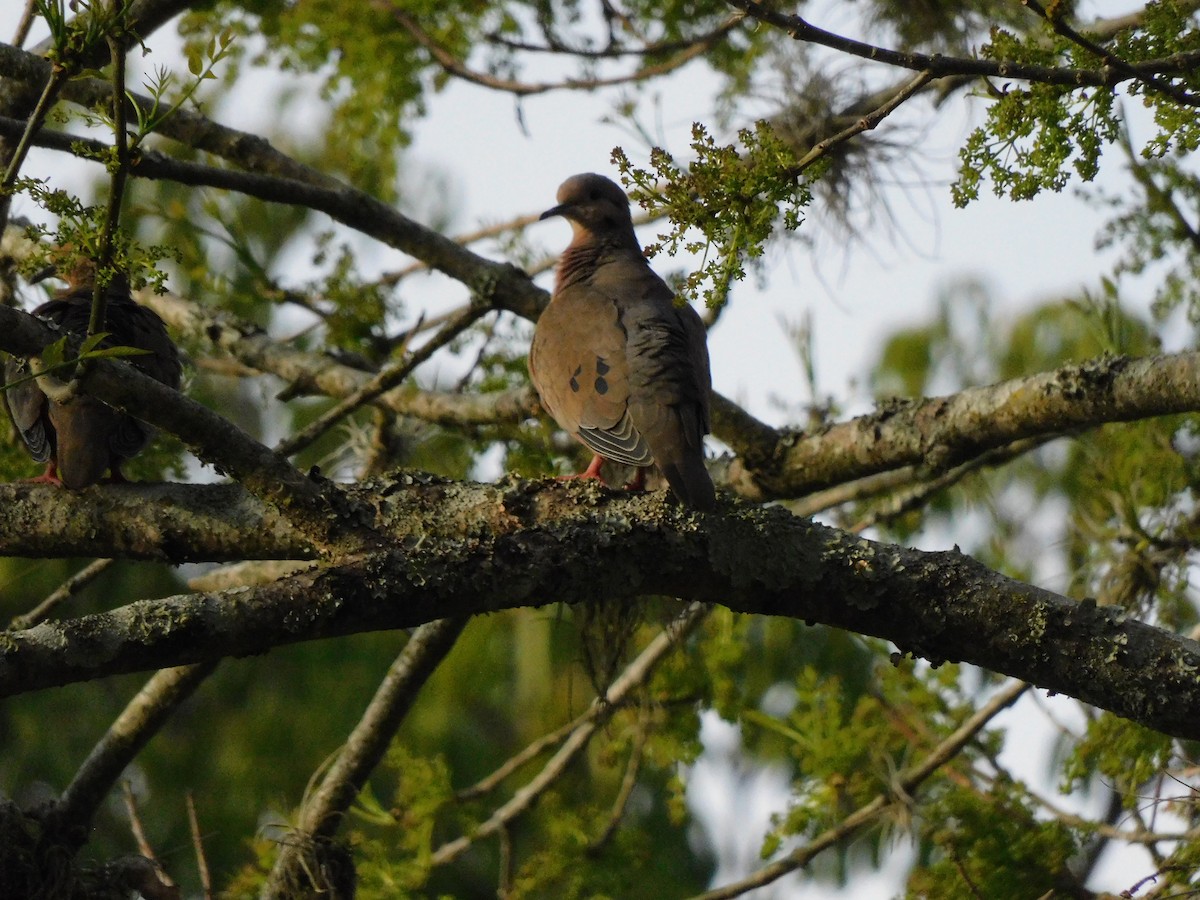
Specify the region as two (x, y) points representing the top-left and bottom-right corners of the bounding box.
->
(540, 173), (636, 242)
(30, 248), (131, 297)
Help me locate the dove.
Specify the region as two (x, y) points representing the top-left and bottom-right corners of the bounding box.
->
(529, 173), (716, 510)
(4, 258), (182, 488)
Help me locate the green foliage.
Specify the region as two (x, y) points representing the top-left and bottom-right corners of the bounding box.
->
(309, 241), (391, 359)
(753, 658), (989, 869)
(955, 31), (1120, 204)
(957, 5), (1200, 205)
(1094, 144), (1200, 329)
(0, 431), (40, 484)
(125, 29), (237, 141)
(1115, 0), (1200, 158)
(0, 334), (150, 398)
(36, 0), (112, 68)
(15, 180), (176, 295)
(615, 121), (814, 309)
(179, 0), (488, 199)
(869, 280), (1199, 624)
(907, 782), (1081, 897)
(1063, 712), (1176, 799)
(330, 613), (714, 898)
(353, 746), (454, 895)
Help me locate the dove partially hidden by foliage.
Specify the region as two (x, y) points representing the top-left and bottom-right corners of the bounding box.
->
(529, 173), (716, 510)
(4, 259), (182, 489)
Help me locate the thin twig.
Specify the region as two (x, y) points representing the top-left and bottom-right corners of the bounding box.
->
(262, 618), (468, 898)
(849, 437), (1055, 532)
(431, 602), (709, 867)
(11, 0), (38, 47)
(455, 706), (599, 801)
(120, 781), (181, 900)
(381, 3), (739, 97)
(378, 213), (544, 284)
(186, 792), (213, 900)
(274, 302), (487, 458)
(949, 843), (987, 900)
(786, 467), (919, 518)
(688, 680), (1030, 899)
(587, 718), (648, 854)
(1022, 0), (1200, 107)
(1119, 125), (1200, 254)
(90, 15), (132, 337)
(122, 780), (160, 864)
(789, 70), (933, 178)
(498, 825), (514, 899)
(380, 208), (651, 286)
(485, 13), (744, 59)
(56, 662), (218, 837)
(0, 63), (70, 235)
(7, 557), (114, 630)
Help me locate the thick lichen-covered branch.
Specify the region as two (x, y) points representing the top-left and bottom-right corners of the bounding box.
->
(2, 479), (1199, 743)
(722, 352), (1200, 499)
(0, 482), (313, 561)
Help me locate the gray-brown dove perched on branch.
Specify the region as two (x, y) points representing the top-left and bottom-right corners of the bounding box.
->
(4, 258), (182, 489)
(530, 173), (716, 510)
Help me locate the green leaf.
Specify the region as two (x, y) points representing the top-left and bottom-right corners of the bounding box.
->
(40, 336), (67, 369)
(80, 345), (152, 360)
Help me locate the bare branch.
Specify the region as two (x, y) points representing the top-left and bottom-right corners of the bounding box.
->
(431, 602), (708, 867)
(380, 4), (742, 97)
(846, 437), (1055, 533)
(132, 285), (541, 428)
(7, 558), (115, 629)
(788, 70), (934, 177)
(274, 302), (490, 459)
(54, 662), (218, 843)
(455, 706), (603, 802)
(10, 0), (38, 48)
(186, 793), (213, 900)
(722, 352), (1200, 499)
(0, 42), (337, 189)
(263, 617), (468, 897)
(0, 104), (546, 320)
(122, 782), (163, 870)
(484, 14), (744, 59)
